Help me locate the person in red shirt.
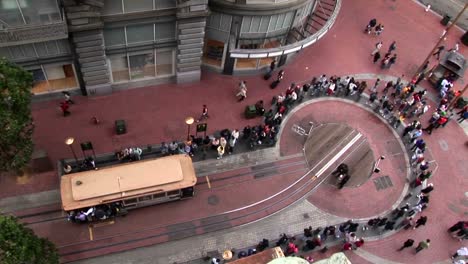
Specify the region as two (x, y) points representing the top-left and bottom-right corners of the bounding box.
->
(60, 101), (70, 116)
(343, 242), (353, 251)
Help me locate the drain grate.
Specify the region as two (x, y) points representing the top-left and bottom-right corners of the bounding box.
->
(373, 175), (393, 191)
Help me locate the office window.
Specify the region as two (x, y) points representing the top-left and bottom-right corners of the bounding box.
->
(104, 27), (126, 47)
(126, 24), (154, 44)
(45, 40), (59, 55)
(155, 22), (176, 41)
(103, 0), (123, 15)
(124, 0), (153, 13)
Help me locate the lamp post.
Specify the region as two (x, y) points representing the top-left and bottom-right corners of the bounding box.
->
(65, 137), (78, 164)
(185, 117), (194, 141)
(373, 155), (385, 173)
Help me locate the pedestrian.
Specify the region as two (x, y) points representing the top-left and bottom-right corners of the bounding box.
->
(277, 70), (285, 82)
(375, 24), (384, 35)
(448, 221), (466, 233)
(421, 183), (434, 194)
(388, 41), (396, 53)
(237, 81), (247, 101)
(196, 104), (209, 122)
(371, 78), (381, 92)
(433, 45), (445, 59)
(415, 239), (430, 254)
(373, 51), (381, 64)
(452, 247), (468, 259)
(216, 145), (225, 160)
(414, 216), (428, 229)
(371, 41), (383, 56)
(398, 239), (414, 251)
(269, 59), (276, 74)
(457, 109), (468, 123)
(365, 18), (377, 34)
(448, 42), (460, 53)
(60, 101), (71, 116)
(62, 91), (74, 104)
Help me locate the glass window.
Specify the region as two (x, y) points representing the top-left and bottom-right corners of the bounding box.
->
(126, 24), (154, 44)
(250, 17), (261, 32)
(57, 40), (71, 54)
(155, 0), (176, 9)
(104, 27), (126, 47)
(268, 15), (278, 32)
(156, 49), (173, 76)
(43, 64), (78, 91)
(34, 42), (47, 57)
(10, 46), (24, 58)
(123, 0), (152, 13)
(102, 0), (123, 15)
(155, 22), (175, 41)
(0, 0), (24, 26)
(30, 68), (49, 93)
(45, 40), (58, 55)
(220, 14), (231, 32)
(19, 0), (60, 24)
(109, 54), (130, 82)
(0, 47), (12, 59)
(236, 58), (257, 69)
(202, 39), (224, 68)
(129, 50), (155, 80)
(259, 16), (269, 32)
(276, 14), (285, 30)
(283, 12), (294, 28)
(241, 17), (251, 33)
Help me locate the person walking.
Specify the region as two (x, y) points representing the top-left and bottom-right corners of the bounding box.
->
(371, 41), (383, 56)
(197, 104), (209, 122)
(62, 91), (74, 104)
(60, 101), (71, 117)
(388, 54), (397, 68)
(433, 45), (445, 59)
(414, 216), (428, 229)
(398, 239), (414, 251)
(415, 239), (430, 254)
(237, 81), (247, 101)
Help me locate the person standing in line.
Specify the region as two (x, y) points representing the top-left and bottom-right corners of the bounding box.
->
(375, 24), (384, 35)
(398, 239), (414, 251)
(452, 247), (468, 260)
(433, 45), (445, 59)
(420, 183), (434, 194)
(448, 42), (460, 52)
(365, 18), (377, 34)
(415, 239), (430, 254)
(216, 145), (225, 160)
(414, 216), (428, 229)
(373, 51), (381, 64)
(371, 41), (383, 56)
(371, 78), (381, 92)
(388, 41), (397, 53)
(237, 81), (247, 101)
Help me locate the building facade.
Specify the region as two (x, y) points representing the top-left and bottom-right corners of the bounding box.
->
(0, 0), (338, 99)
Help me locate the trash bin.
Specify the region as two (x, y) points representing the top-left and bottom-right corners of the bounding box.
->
(441, 15), (451, 26)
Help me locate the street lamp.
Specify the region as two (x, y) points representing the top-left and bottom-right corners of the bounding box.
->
(373, 155), (385, 173)
(65, 137), (78, 164)
(185, 117), (194, 141)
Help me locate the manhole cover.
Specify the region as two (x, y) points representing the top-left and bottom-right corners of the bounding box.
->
(373, 175), (393, 191)
(207, 195), (219, 205)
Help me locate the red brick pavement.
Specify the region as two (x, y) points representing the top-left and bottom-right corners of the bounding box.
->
(2, 0), (467, 263)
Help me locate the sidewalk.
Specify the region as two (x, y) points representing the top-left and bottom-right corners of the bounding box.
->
(1, 0), (467, 263)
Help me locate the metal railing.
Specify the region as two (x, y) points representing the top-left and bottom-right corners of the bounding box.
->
(229, 0), (341, 59)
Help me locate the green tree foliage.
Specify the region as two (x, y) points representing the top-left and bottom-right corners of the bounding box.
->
(0, 214), (59, 264)
(0, 58), (35, 172)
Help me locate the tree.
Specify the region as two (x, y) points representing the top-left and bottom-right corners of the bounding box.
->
(0, 214), (59, 264)
(0, 58), (35, 172)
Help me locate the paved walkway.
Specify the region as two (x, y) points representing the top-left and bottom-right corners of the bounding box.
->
(1, 0), (467, 263)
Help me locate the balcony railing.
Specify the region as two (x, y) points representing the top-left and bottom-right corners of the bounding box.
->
(229, 0), (341, 59)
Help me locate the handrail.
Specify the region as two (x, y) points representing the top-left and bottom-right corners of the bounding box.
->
(230, 0), (341, 59)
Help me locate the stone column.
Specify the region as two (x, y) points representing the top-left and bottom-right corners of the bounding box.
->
(63, 0), (111, 95)
(176, 0), (209, 83)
